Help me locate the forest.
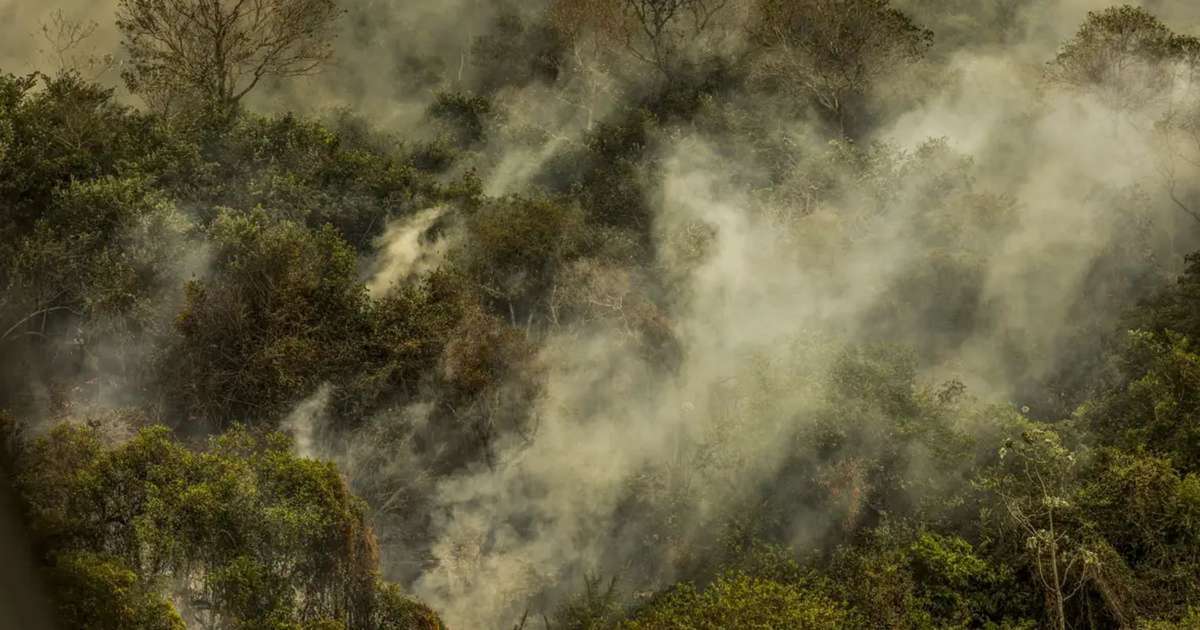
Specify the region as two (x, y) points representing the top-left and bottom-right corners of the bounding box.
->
(4, 0), (1200, 628)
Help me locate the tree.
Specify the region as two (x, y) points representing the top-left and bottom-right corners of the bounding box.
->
(0, 72), (190, 238)
(458, 194), (586, 325)
(623, 571), (850, 629)
(38, 10), (116, 81)
(1050, 8), (1200, 224)
(1049, 8), (1200, 224)
(548, 0), (624, 130)
(550, 0), (734, 81)
(14, 420), (442, 630)
(47, 552), (185, 630)
(1085, 330), (1200, 476)
(181, 110), (449, 248)
(1075, 448), (1200, 620)
(161, 210), (370, 429)
(749, 0), (932, 138)
(373, 583), (446, 630)
(116, 0), (344, 114)
(470, 10), (565, 95)
(618, 0), (733, 77)
(830, 525), (1032, 628)
(1048, 5), (1199, 113)
(985, 427), (1102, 630)
(0, 175), (192, 415)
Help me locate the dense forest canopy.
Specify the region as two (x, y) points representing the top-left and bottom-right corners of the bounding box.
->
(6, 0), (1200, 628)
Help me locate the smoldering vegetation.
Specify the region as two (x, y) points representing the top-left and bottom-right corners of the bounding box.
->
(5, 1), (1200, 629)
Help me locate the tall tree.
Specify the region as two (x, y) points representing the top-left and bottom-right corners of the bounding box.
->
(749, 0), (932, 138)
(116, 0), (344, 114)
(1047, 7), (1200, 223)
(548, 0), (628, 129)
(619, 0), (732, 76)
(986, 427), (1105, 630)
(1048, 5), (1199, 113)
(549, 0), (734, 81)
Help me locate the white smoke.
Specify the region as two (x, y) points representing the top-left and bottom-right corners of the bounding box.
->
(366, 206), (449, 297)
(282, 384), (332, 459)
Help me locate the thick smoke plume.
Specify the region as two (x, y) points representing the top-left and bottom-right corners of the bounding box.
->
(357, 2), (1200, 626)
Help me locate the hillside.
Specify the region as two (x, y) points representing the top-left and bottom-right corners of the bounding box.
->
(4, 1), (1200, 628)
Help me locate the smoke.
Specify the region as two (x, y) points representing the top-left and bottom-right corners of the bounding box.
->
(248, 0), (542, 128)
(376, 3), (1200, 627)
(7, 0), (1200, 627)
(366, 206), (450, 297)
(0, 0), (537, 124)
(282, 384), (333, 459)
(0, 1), (122, 77)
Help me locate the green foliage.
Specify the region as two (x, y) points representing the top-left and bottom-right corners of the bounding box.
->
(0, 71), (197, 413)
(14, 420), (439, 630)
(1088, 331), (1200, 473)
(623, 571), (851, 629)
(11, 176), (191, 321)
(47, 551), (185, 630)
(549, 575), (624, 630)
(574, 113), (657, 235)
(459, 193), (586, 318)
(1140, 609), (1200, 629)
(1131, 251), (1200, 341)
(163, 210), (371, 427)
(339, 270), (466, 420)
(0, 71), (192, 236)
(429, 91), (496, 147)
(7, 4), (1200, 630)
(471, 10), (565, 94)
(831, 525), (1033, 629)
(1077, 448), (1200, 615)
(373, 582), (446, 630)
(750, 0), (933, 137)
(794, 344), (978, 532)
(0, 175), (192, 412)
(181, 111), (450, 248)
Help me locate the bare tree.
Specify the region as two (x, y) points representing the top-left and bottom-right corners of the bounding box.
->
(551, 0), (735, 80)
(620, 0), (731, 76)
(1155, 106), (1200, 225)
(39, 11), (116, 81)
(549, 0), (624, 129)
(116, 0), (344, 114)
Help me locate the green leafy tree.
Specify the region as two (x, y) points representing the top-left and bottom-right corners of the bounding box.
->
(458, 194), (587, 325)
(14, 420), (440, 629)
(1076, 448), (1200, 620)
(428, 91), (496, 147)
(1, 176), (191, 415)
(183, 111), (447, 248)
(46, 551), (185, 630)
(162, 210), (370, 428)
(373, 583), (446, 630)
(983, 426), (1104, 630)
(831, 525), (1034, 629)
(1087, 331), (1200, 474)
(623, 571), (850, 629)
(0, 71), (192, 240)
